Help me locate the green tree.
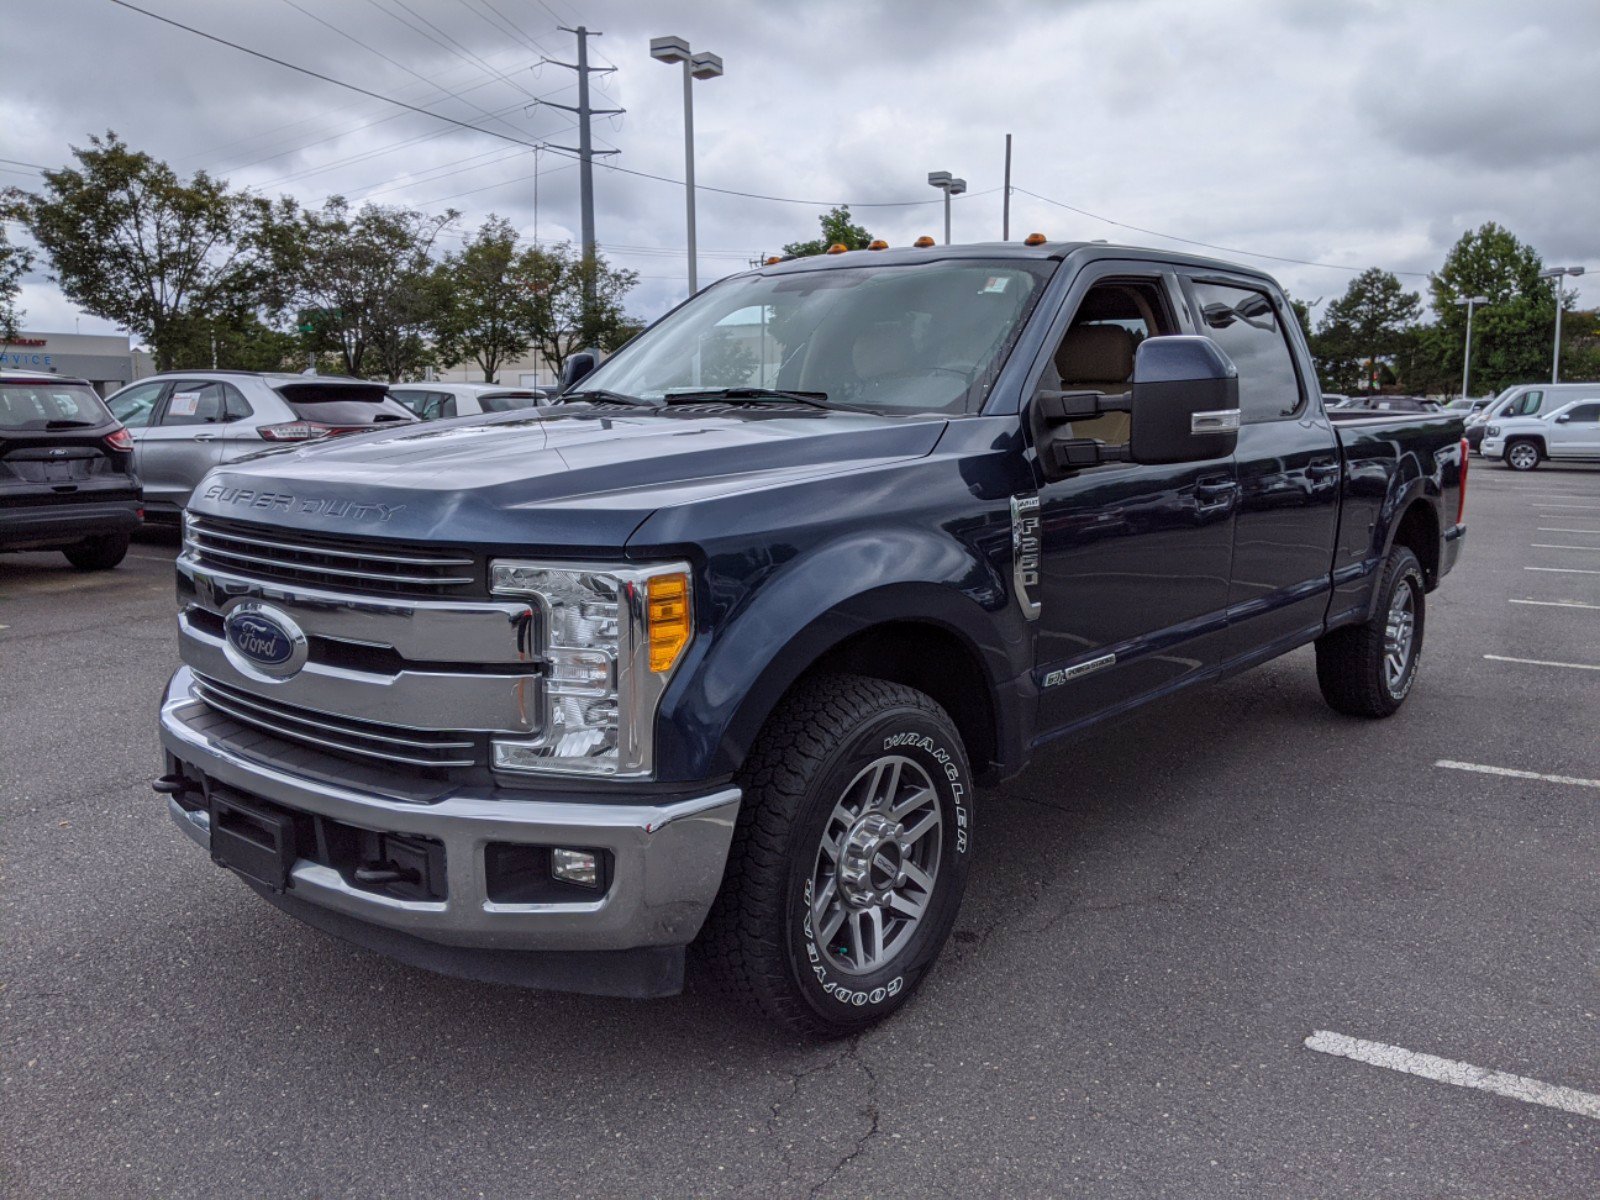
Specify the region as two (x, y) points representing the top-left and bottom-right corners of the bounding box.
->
(269, 197), (456, 379)
(525, 243), (639, 375)
(431, 215), (542, 382)
(783, 205), (874, 257)
(1313, 268), (1421, 393)
(0, 225), (33, 347)
(1426, 222), (1559, 395)
(3, 132), (268, 370)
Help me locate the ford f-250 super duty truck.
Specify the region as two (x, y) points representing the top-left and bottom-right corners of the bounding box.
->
(154, 240), (1467, 1036)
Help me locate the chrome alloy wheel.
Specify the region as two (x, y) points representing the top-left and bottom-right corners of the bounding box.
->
(1508, 442), (1539, 470)
(1384, 582), (1417, 694)
(809, 755), (942, 975)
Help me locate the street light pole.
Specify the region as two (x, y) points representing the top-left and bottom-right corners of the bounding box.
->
(652, 36), (723, 296)
(1455, 295), (1488, 400)
(927, 171), (967, 244)
(1540, 265), (1586, 383)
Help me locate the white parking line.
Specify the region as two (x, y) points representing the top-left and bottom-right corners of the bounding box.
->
(1537, 527), (1600, 533)
(1435, 759), (1600, 789)
(1536, 503), (1600, 510)
(1305, 1031), (1600, 1121)
(1484, 653), (1600, 671)
(1509, 598), (1600, 610)
(1525, 566), (1600, 575)
(1531, 543), (1600, 551)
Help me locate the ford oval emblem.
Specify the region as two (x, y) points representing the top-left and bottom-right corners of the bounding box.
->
(222, 603), (308, 680)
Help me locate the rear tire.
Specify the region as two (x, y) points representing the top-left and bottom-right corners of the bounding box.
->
(1315, 545), (1425, 718)
(62, 531), (130, 571)
(700, 673), (973, 1037)
(1505, 439), (1541, 471)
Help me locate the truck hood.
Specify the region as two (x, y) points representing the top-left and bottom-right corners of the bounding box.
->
(189, 404), (948, 550)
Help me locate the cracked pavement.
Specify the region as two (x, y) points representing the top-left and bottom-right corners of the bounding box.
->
(4, 469), (1600, 1197)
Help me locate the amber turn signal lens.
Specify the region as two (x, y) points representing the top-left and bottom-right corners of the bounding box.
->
(647, 572), (691, 672)
(1024, 232), (1048, 246)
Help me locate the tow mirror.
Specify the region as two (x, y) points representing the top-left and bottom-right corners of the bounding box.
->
(560, 349), (599, 393)
(1032, 336), (1240, 479)
(1127, 336), (1240, 464)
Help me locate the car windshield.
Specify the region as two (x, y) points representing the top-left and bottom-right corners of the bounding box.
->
(580, 258), (1054, 416)
(0, 381), (113, 430)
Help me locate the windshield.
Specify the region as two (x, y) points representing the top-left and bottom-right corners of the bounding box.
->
(0, 381), (113, 430)
(581, 258), (1054, 415)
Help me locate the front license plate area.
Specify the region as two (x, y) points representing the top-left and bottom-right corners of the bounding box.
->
(210, 792), (297, 892)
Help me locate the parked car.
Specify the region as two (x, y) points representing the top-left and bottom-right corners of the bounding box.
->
(1, 370), (142, 569)
(1321, 392), (1349, 408)
(1466, 382), (1600, 452)
(1447, 396), (1494, 415)
(104, 371), (418, 523)
(1480, 398), (1600, 469)
(388, 381), (552, 420)
(154, 240), (1467, 1037)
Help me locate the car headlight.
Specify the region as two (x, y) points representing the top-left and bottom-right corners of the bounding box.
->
(489, 560), (692, 778)
(1486, 425), (1500, 437)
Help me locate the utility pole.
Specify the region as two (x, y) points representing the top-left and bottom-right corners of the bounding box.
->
(1454, 295), (1487, 400)
(1540, 266), (1586, 383)
(539, 28), (623, 331)
(652, 36), (724, 297)
(1002, 134), (1012, 241)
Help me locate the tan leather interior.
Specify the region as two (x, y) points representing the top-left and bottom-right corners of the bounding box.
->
(1055, 324), (1135, 442)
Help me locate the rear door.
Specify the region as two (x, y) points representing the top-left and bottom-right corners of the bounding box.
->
(1180, 275), (1341, 655)
(138, 380), (231, 513)
(1548, 401), (1600, 457)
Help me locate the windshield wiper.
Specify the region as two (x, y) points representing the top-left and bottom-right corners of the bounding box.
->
(662, 387), (866, 413)
(556, 388), (663, 409)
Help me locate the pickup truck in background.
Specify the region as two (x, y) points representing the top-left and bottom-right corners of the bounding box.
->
(154, 240), (1467, 1036)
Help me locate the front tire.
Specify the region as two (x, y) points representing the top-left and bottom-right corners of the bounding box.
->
(1315, 545), (1425, 717)
(62, 531), (130, 571)
(1505, 439), (1541, 471)
(701, 673), (973, 1037)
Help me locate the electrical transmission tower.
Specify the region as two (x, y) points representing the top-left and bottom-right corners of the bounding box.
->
(537, 26), (623, 266)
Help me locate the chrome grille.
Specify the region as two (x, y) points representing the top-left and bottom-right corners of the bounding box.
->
(185, 514), (480, 598)
(192, 673), (481, 769)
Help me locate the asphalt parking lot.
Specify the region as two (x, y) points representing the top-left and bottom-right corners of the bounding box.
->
(3, 463), (1598, 1199)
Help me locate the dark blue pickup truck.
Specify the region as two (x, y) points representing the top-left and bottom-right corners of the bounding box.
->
(155, 240), (1466, 1036)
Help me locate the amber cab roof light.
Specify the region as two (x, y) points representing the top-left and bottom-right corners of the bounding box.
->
(913, 235), (936, 248)
(764, 255), (783, 265)
(826, 243), (849, 254)
(867, 239), (889, 251)
(1023, 232), (1048, 246)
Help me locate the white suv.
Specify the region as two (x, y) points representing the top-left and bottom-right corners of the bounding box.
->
(388, 382), (551, 420)
(1481, 398), (1600, 470)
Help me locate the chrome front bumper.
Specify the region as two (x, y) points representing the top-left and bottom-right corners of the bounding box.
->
(159, 667), (740, 956)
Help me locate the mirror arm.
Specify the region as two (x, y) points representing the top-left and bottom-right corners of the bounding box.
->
(1035, 389), (1132, 426)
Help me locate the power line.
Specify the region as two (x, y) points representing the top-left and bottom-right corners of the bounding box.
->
(104, 0), (957, 211)
(1012, 185), (1431, 278)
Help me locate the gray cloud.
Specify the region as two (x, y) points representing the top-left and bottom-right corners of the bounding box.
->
(5, 0), (1597, 335)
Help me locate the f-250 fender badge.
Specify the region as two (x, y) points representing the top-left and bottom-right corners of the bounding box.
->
(1011, 494), (1041, 621)
(1041, 652), (1117, 689)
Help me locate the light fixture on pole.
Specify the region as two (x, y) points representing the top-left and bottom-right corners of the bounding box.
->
(1454, 295), (1488, 400)
(651, 35), (723, 296)
(927, 171), (967, 245)
(1539, 265), (1585, 383)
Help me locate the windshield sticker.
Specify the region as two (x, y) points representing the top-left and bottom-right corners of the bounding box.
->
(981, 276), (1010, 294)
(168, 391), (201, 417)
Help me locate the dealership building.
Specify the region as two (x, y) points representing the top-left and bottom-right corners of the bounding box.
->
(2, 330), (139, 395)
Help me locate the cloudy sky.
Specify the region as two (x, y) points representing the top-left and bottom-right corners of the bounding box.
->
(4, 0), (1598, 340)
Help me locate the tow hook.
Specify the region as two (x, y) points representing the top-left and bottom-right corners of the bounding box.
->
(353, 861), (421, 886)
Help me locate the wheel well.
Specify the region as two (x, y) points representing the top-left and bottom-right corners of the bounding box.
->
(1506, 433), (1546, 455)
(805, 622), (998, 776)
(1393, 499), (1441, 588)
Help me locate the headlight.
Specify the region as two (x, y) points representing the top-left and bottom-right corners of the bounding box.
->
(1486, 425), (1500, 437)
(489, 560), (692, 778)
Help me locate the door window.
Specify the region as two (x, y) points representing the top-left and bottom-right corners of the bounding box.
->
(1504, 390), (1543, 417)
(1047, 277), (1178, 443)
(107, 381), (166, 429)
(1189, 281), (1303, 422)
(158, 382), (228, 426)
(1559, 402), (1600, 423)
(222, 384), (253, 421)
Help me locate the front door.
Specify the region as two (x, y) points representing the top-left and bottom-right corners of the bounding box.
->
(1029, 266), (1238, 735)
(105, 379), (169, 487)
(1548, 401), (1600, 458)
(1182, 277), (1340, 652)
